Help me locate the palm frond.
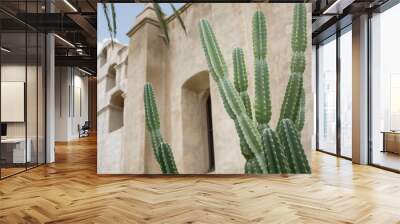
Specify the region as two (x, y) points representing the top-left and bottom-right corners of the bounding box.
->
(102, 3), (114, 47)
(153, 3), (169, 45)
(111, 3), (117, 37)
(169, 3), (187, 35)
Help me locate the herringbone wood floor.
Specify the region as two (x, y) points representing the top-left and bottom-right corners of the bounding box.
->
(0, 135), (399, 224)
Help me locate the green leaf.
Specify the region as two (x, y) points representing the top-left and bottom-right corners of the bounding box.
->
(169, 3), (187, 34)
(102, 3), (114, 46)
(153, 3), (169, 45)
(111, 3), (117, 36)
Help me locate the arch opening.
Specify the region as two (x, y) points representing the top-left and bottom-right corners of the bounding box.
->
(108, 90), (124, 132)
(106, 65), (117, 91)
(181, 71), (215, 173)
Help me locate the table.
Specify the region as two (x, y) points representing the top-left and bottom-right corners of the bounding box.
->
(1, 138), (31, 163)
(381, 131), (400, 154)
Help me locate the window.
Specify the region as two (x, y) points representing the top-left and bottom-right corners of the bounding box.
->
(317, 35), (337, 154)
(0, 1), (47, 179)
(339, 27), (352, 158)
(370, 3), (400, 171)
(316, 25), (353, 159)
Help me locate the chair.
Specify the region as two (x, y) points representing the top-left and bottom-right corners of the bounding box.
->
(79, 121), (90, 138)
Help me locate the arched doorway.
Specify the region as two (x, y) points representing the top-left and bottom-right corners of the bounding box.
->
(181, 71), (215, 173)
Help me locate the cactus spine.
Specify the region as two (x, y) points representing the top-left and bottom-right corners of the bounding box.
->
(144, 83), (178, 174)
(199, 4), (310, 174)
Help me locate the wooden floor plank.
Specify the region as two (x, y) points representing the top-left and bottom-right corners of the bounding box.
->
(0, 135), (399, 223)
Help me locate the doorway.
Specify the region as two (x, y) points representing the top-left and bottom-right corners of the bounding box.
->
(181, 71), (215, 173)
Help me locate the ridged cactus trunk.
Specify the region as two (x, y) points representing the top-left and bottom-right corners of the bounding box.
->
(144, 83), (178, 174)
(199, 4), (311, 174)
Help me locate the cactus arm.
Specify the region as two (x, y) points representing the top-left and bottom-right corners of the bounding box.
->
(199, 20), (228, 82)
(278, 4), (307, 127)
(277, 119), (311, 173)
(291, 4), (307, 53)
(252, 11), (267, 61)
(233, 48), (253, 119)
(144, 83), (179, 174)
(199, 20), (269, 173)
(278, 73), (303, 125)
(252, 11), (271, 126)
(233, 48), (248, 92)
(262, 126), (290, 173)
(254, 60), (271, 126)
(144, 84), (163, 159)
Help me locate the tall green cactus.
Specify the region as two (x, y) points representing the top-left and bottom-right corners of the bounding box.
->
(144, 83), (178, 174)
(199, 4), (310, 174)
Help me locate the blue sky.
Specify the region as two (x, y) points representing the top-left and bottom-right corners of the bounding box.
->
(97, 3), (184, 53)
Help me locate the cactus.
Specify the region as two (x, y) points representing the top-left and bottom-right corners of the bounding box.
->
(199, 4), (310, 174)
(144, 83), (178, 174)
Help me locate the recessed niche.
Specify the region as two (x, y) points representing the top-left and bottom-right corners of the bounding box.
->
(108, 90), (124, 132)
(106, 65), (117, 91)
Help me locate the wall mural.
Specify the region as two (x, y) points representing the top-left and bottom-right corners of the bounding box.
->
(97, 3), (312, 174)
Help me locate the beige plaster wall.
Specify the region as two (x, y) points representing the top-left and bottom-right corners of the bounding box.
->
(97, 41), (129, 174)
(120, 3), (313, 174)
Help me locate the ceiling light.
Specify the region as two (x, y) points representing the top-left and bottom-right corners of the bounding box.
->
(54, 34), (75, 48)
(63, 0), (78, 12)
(322, 0), (354, 15)
(1, 47), (11, 53)
(78, 67), (93, 76)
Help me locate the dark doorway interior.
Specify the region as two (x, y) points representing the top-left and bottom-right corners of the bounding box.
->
(206, 96), (215, 172)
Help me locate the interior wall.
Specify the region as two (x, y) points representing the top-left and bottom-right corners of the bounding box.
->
(54, 67), (89, 141)
(1, 65), (40, 138)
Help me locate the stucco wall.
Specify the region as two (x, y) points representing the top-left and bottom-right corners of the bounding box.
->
(54, 67), (89, 142)
(97, 41), (128, 174)
(100, 3), (313, 174)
